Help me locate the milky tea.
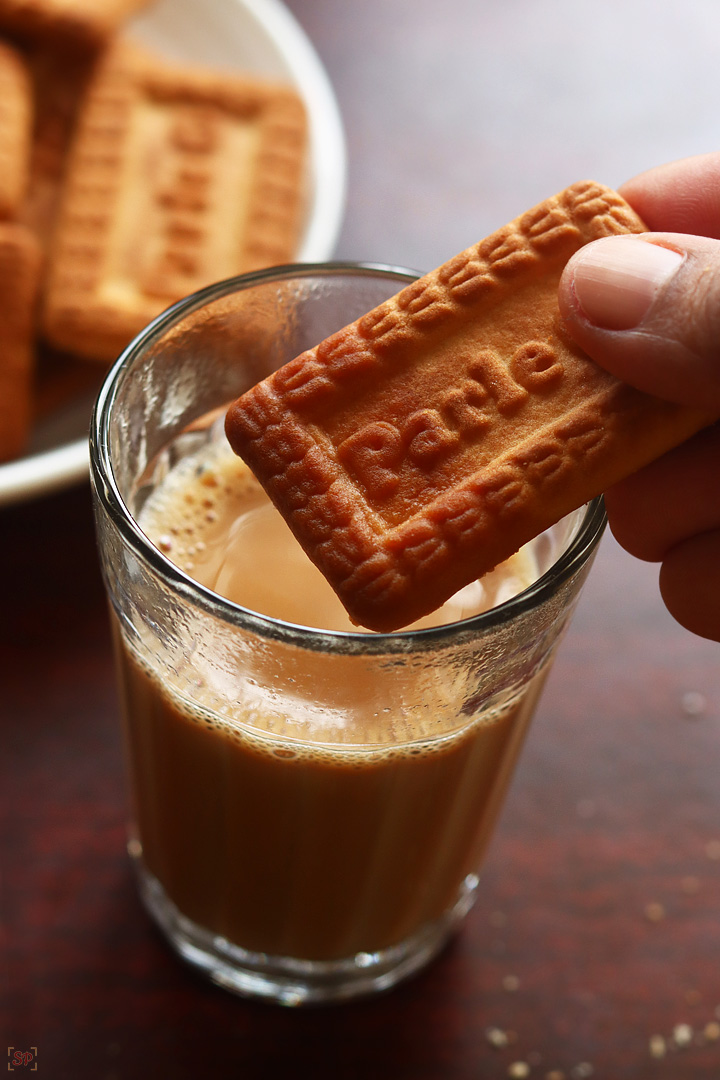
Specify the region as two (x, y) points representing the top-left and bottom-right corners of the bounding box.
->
(118, 418), (559, 971)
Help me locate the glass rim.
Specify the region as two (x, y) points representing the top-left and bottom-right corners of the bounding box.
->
(90, 260), (607, 656)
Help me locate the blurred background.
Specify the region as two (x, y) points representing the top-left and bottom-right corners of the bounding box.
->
(292, 0), (720, 269)
(4, 0), (720, 1077)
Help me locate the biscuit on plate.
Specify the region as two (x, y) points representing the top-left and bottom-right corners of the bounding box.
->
(0, 221), (42, 461)
(0, 0), (151, 45)
(0, 40), (32, 220)
(19, 39), (99, 244)
(41, 42), (308, 364)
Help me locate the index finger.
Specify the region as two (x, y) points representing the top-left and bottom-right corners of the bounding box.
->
(619, 152), (720, 238)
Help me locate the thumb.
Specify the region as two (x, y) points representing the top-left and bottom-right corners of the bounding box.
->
(558, 233), (720, 410)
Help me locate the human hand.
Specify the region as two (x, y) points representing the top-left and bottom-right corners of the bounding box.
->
(557, 153), (720, 641)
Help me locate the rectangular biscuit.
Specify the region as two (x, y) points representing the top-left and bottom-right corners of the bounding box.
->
(0, 0), (151, 45)
(225, 181), (718, 632)
(41, 42), (308, 363)
(0, 221), (42, 461)
(0, 40), (32, 220)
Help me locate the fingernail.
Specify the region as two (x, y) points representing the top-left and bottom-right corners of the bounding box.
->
(570, 237), (684, 330)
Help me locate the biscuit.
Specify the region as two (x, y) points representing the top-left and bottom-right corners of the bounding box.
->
(19, 39), (99, 244)
(0, 40), (32, 220)
(0, 221), (42, 461)
(0, 0), (150, 45)
(225, 181), (719, 632)
(41, 43), (308, 363)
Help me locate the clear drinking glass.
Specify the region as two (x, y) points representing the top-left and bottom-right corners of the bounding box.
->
(90, 263), (606, 1005)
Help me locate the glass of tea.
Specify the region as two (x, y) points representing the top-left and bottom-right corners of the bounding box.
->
(90, 263), (605, 1005)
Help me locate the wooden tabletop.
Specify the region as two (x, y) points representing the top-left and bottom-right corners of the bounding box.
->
(4, 1), (720, 1077)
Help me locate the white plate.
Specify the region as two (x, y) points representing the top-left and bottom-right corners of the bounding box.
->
(0, 0), (347, 508)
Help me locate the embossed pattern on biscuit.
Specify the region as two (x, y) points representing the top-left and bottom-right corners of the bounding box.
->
(226, 183), (718, 632)
(42, 43), (307, 362)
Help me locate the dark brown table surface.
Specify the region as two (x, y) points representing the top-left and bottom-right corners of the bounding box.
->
(4, 2), (720, 1077)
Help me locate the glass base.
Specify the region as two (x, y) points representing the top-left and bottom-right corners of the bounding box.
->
(133, 856), (479, 1006)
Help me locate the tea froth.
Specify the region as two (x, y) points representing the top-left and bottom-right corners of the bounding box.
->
(138, 432), (539, 632)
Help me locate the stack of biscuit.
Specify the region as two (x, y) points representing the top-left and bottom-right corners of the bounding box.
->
(0, 0), (307, 463)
